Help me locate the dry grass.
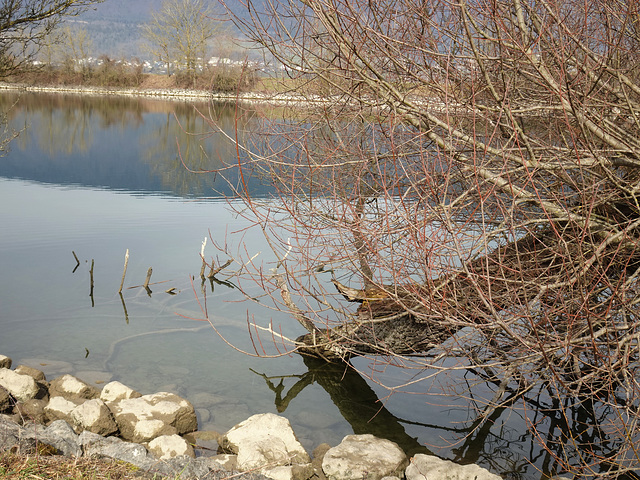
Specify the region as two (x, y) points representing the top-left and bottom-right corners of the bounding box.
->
(0, 450), (160, 479)
(139, 74), (176, 90)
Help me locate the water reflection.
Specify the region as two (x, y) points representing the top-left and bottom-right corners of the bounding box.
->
(3, 91), (632, 480)
(253, 353), (640, 479)
(0, 92), (266, 198)
(253, 356), (431, 458)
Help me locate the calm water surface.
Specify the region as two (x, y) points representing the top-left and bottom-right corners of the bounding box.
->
(0, 92), (551, 477)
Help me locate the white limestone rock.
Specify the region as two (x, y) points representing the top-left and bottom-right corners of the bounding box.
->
(405, 454), (503, 480)
(148, 434), (195, 459)
(71, 398), (118, 435)
(322, 434), (408, 480)
(45, 396), (78, 424)
(222, 413), (311, 471)
(14, 365), (46, 382)
(0, 368), (39, 402)
(100, 381), (141, 404)
(263, 466), (297, 480)
(0, 356), (11, 369)
(262, 464), (316, 480)
(109, 392), (197, 443)
(49, 374), (100, 403)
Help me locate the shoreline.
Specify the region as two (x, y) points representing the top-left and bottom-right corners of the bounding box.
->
(0, 81), (325, 105)
(0, 82), (460, 115)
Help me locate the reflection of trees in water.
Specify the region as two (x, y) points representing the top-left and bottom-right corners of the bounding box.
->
(140, 101), (244, 197)
(253, 356), (430, 458)
(253, 356), (639, 479)
(0, 92), (261, 197)
(6, 94), (93, 156)
(1, 92), (153, 156)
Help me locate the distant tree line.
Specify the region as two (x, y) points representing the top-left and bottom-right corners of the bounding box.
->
(141, 0), (257, 90)
(0, 0), (105, 78)
(0, 0), (257, 92)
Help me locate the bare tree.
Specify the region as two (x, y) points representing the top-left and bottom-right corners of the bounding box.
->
(57, 24), (92, 77)
(0, 0), (102, 155)
(142, 0), (221, 85)
(205, 0), (640, 477)
(0, 0), (103, 77)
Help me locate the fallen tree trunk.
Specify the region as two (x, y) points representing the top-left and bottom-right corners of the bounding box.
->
(292, 224), (640, 375)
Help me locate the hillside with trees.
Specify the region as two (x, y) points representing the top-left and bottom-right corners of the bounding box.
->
(69, 0), (248, 59)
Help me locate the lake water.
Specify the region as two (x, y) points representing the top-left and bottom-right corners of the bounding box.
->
(0, 91), (613, 479)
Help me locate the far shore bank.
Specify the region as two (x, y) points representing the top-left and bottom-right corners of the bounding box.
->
(0, 81), (322, 106)
(0, 81), (454, 114)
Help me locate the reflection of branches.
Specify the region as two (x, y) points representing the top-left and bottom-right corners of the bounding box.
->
(251, 357), (431, 458)
(250, 369), (313, 413)
(142, 107), (228, 197)
(252, 352), (624, 477)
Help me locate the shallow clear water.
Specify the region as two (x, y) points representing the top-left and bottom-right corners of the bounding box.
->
(0, 92), (356, 451)
(0, 91), (575, 478)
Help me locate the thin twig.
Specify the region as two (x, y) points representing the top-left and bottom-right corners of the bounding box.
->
(72, 251), (80, 272)
(118, 249), (129, 293)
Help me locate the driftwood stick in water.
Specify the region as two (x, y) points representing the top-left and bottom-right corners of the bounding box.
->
(200, 238), (207, 278)
(72, 251), (80, 272)
(208, 259), (233, 278)
(89, 259), (95, 307)
(119, 292), (129, 324)
(118, 249), (129, 293)
(143, 267), (153, 289)
(143, 267), (153, 297)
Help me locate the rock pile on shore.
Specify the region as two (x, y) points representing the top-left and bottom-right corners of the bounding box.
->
(0, 354), (502, 480)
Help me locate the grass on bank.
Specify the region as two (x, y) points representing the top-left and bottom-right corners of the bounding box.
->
(4, 60), (260, 94)
(2, 61), (334, 98)
(0, 450), (160, 479)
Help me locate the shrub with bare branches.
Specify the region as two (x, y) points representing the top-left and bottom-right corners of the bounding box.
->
(0, 0), (104, 77)
(204, 0), (640, 477)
